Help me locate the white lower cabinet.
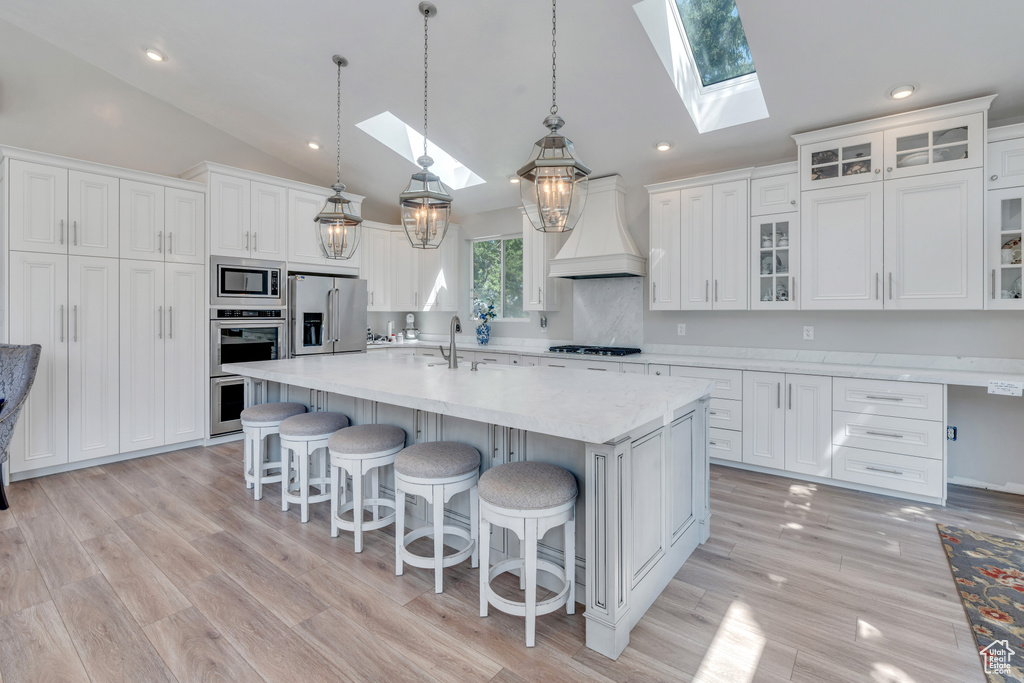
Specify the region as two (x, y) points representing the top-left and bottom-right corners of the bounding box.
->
(742, 372), (832, 476)
(708, 428), (742, 463)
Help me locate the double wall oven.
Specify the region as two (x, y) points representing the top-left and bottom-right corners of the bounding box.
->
(210, 257), (287, 436)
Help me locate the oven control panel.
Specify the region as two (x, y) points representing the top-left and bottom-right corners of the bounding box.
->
(214, 309), (284, 319)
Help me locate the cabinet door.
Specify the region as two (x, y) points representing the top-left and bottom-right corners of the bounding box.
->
(884, 113), (983, 180)
(119, 179), (165, 261)
(287, 189), (329, 266)
(986, 186), (1024, 309)
(711, 180), (748, 310)
(164, 187), (205, 264)
(362, 227), (392, 311)
(987, 138), (1024, 191)
(523, 216), (565, 312)
(742, 371), (785, 470)
(750, 173), (798, 216)
(751, 213), (799, 310)
(68, 171), (119, 258)
(250, 181), (288, 260)
(7, 252), (68, 472)
(649, 190), (680, 310)
(9, 160), (68, 254)
(420, 227), (460, 311)
(391, 231), (419, 310)
(120, 260), (165, 452)
(883, 168), (982, 309)
(784, 374), (832, 477)
(679, 186), (713, 310)
(800, 184), (883, 310)
(68, 256), (119, 463)
(209, 173), (250, 258)
(800, 132), (883, 190)
(165, 263), (205, 444)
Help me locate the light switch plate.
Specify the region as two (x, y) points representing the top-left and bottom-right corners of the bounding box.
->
(803, 326), (814, 341)
(988, 380), (1024, 396)
(677, 323), (686, 336)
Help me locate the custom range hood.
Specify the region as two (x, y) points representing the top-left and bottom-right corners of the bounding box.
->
(548, 175), (647, 279)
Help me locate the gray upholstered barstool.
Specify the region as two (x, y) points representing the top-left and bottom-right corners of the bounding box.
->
(279, 412), (350, 523)
(328, 424), (406, 552)
(394, 442), (481, 594)
(478, 461), (578, 647)
(240, 402), (306, 500)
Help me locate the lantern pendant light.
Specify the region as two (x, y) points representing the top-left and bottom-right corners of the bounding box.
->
(517, 0), (591, 233)
(315, 55), (362, 260)
(400, 1), (453, 250)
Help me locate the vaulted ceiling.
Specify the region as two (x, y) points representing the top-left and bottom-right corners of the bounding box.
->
(1, 0), (1022, 221)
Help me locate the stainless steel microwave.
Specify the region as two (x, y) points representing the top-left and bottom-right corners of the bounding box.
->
(211, 257), (286, 306)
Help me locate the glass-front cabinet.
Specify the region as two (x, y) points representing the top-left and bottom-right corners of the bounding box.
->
(799, 132), (883, 190)
(987, 187), (1024, 309)
(750, 213), (799, 310)
(883, 113), (983, 180)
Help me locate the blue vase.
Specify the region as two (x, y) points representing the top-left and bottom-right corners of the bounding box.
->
(476, 322), (490, 346)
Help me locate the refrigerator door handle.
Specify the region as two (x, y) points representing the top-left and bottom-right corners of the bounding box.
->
(326, 288), (333, 345)
(335, 288), (342, 342)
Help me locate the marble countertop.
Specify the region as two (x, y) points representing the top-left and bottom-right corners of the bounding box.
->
(365, 340), (1024, 388)
(224, 354), (713, 444)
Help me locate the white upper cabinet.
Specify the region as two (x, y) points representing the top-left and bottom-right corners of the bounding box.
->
(800, 132), (883, 190)
(119, 179), (166, 261)
(801, 184), (884, 310)
(391, 231), (420, 310)
(361, 225), (392, 311)
(679, 186), (714, 310)
(751, 213), (799, 310)
(750, 173), (798, 216)
(164, 187), (205, 265)
(9, 160), (68, 254)
(986, 186), (1024, 309)
(250, 181), (288, 260)
(883, 168), (983, 309)
(523, 215), (567, 312)
(287, 189), (330, 267)
(68, 171), (119, 258)
(883, 113), (983, 180)
(711, 180), (748, 310)
(419, 226), (460, 312)
(209, 173), (251, 258)
(987, 136), (1024, 190)
(649, 190), (681, 310)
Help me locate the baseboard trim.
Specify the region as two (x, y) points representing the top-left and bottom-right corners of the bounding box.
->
(10, 440), (204, 482)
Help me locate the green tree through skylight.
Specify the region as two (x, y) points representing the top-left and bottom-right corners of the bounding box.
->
(674, 0), (755, 87)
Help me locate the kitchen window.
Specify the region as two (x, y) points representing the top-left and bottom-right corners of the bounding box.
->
(472, 236), (527, 320)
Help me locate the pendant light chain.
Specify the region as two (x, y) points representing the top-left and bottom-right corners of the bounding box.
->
(423, 7), (429, 162)
(550, 0), (558, 116)
(335, 59), (342, 185)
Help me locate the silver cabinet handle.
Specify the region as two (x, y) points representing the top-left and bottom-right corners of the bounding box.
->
(548, 364), (565, 368)
(792, 277), (796, 302)
(157, 306), (163, 339)
(874, 168), (881, 174)
(245, 231), (250, 251)
(886, 167), (893, 173)
(788, 383), (792, 410)
(370, 291), (374, 306)
(714, 279), (719, 302)
(59, 305), (65, 342)
(415, 291), (419, 307)
(253, 233), (258, 253)
(587, 367), (608, 372)
(653, 282), (657, 302)
(72, 305), (78, 342)
(790, 199), (796, 205)
(709, 411), (718, 416)
(777, 382), (781, 409)
(72, 220), (78, 246)
(168, 232), (173, 254)
(875, 273), (880, 300)
(866, 465), (903, 475)
(157, 231), (162, 253)
(865, 394), (904, 401)
(59, 219), (65, 246)
(705, 280), (710, 302)
(709, 441), (718, 447)
(991, 175), (999, 181)
(888, 272), (893, 300)
(992, 269), (996, 300)
(654, 370), (662, 376)
(539, 286), (542, 302)
(865, 430), (904, 439)
(168, 306), (173, 339)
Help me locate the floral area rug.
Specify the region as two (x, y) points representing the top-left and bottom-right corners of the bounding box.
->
(939, 524), (1024, 682)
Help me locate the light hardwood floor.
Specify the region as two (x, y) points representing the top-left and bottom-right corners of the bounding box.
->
(0, 443), (1015, 682)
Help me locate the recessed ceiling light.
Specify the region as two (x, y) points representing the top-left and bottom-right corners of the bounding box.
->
(307, 140), (321, 150)
(654, 141), (674, 152)
(145, 48), (167, 62)
(508, 175), (520, 184)
(889, 85), (915, 100)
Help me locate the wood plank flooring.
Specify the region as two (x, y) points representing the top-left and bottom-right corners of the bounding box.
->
(0, 442), (1015, 682)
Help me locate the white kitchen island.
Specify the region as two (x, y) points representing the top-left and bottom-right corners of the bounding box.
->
(224, 353), (713, 660)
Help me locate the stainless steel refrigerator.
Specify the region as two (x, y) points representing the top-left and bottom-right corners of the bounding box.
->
(289, 274), (367, 356)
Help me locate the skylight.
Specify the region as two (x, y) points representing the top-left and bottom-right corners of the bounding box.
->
(673, 0), (755, 87)
(356, 112), (485, 191)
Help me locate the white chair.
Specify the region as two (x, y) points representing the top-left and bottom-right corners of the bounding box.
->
(394, 441), (480, 594)
(478, 461), (578, 648)
(328, 424), (405, 552)
(279, 412), (351, 523)
(240, 402), (306, 500)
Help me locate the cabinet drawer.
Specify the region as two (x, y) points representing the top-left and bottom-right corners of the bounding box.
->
(474, 352), (511, 365)
(832, 446), (943, 499)
(540, 357), (619, 372)
(832, 378), (942, 421)
(648, 364), (670, 377)
(833, 411), (943, 460)
(620, 362), (646, 374)
(709, 398), (742, 431)
(670, 366), (743, 400)
(708, 428), (742, 463)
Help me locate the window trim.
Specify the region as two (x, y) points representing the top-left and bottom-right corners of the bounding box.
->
(471, 233), (528, 322)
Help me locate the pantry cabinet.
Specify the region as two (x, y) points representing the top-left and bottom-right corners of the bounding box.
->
(163, 263), (206, 444)
(119, 260), (165, 452)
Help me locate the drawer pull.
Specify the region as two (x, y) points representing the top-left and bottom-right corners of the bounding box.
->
(709, 441), (718, 447)
(865, 465), (904, 476)
(587, 367), (608, 372)
(709, 411), (718, 416)
(865, 430), (904, 439)
(865, 395), (904, 401)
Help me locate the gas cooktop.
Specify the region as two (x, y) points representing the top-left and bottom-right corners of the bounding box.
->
(548, 345), (642, 357)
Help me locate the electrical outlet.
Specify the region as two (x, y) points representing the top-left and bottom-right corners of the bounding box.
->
(947, 426), (957, 441)
(677, 323), (686, 336)
(539, 316), (547, 329)
(803, 326), (814, 341)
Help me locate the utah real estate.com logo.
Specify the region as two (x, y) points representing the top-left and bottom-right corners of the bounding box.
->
(981, 640), (1015, 676)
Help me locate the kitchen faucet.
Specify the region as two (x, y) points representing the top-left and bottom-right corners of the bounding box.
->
(439, 315), (461, 369)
